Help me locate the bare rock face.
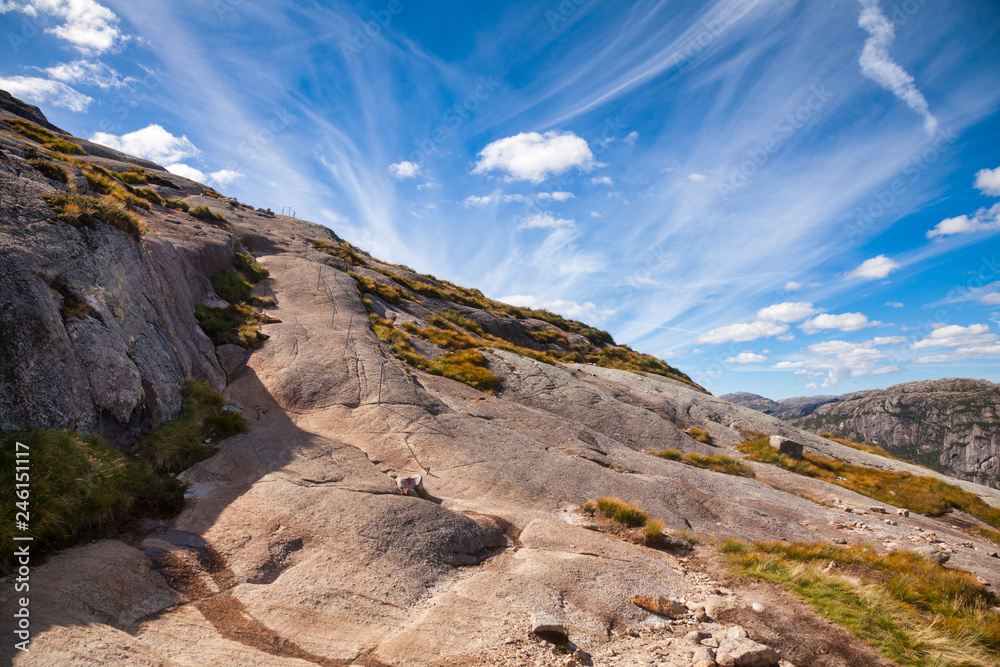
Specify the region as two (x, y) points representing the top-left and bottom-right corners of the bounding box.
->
(791, 379), (1000, 488)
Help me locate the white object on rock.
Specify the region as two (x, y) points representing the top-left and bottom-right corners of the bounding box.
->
(396, 473), (423, 495)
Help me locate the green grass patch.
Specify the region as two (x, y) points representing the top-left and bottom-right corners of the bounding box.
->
(965, 526), (1000, 546)
(42, 192), (143, 240)
(403, 322), (481, 351)
(720, 539), (1000, 666)
(738, 435), (1000, 529)
(190, 205), (226, 222)
(112, 168), (148, 184)
(133, 379), (247, 475)
(0, 381), (243, 571)
(368, 314), (430, 369)
(527, 328), (570, 346)
(429, 349), (501, 393)
(212, 271), (254, 304)
(652, 449), (754, 477)
(197, 253), (274, 347)
(436, 310), (485, 335)
(164, 198), (190, 212)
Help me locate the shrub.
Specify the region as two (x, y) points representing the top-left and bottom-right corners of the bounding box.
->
(653, 449), (683, 461)
(190, 205), (226, 222)
(430, 350), (501, 393)
(134, 379), (247, 474)
(644, 518), (666, 543)
(42, 192), (143, 240)
(164, 198), (190, 212)
(28, 158), (68, 184)
(721, 540), (1000, 666)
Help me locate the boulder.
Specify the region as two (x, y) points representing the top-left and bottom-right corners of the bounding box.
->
(914, 546), (950, 564)
(717, 638), (780, 667)
(769, 435), (803, 460)
(530, 612), (567, 643)
(630, 594), (687, 619)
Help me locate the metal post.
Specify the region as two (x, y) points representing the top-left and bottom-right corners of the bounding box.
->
(377, 362), (384, 406)
(344, 314), (353, 350)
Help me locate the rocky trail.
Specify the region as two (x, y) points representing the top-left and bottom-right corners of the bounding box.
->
(1, 96), (1000, 666)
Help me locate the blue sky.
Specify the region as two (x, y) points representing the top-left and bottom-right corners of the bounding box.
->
(2, 0), (1000, 399)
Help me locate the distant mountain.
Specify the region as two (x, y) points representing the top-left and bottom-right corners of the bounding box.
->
(719, 391), (840, 419)
(723, 379), (1000, 488)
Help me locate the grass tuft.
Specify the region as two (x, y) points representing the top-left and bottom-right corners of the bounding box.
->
(164, 198), (190, 212)
(133, 379), (247, 474)
(28, 158), (69, 184)
(0, 381), (243, 571)
(652, 449), (754, 477)
(721, 539), (1000, 666)
(594, 497), (649, 527)
(311, 239), (369, 266)
(686, 426), (711, 443)
(190, 205), (226, 222)
(738, 435), (1000, 529)
(429, 349), (502, 393)
(42, 192), (143, 240)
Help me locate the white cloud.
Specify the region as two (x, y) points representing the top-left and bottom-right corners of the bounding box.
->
(872, 336), (907, 345)
(975, 166), (1000, 196)
(687, 173), (706, 182)
(886, 301), (904, 308)
(857, 0), (937, 135)
(463, 194), (497, 208)
(756, 301), (820, 323)
(472, 131), (595, 183)
(520, 213), (575, 229)
(623, 131), (639, 146)
(801, 312), (881, 334)
(784, 281), (802, 292)
(209, 169), (243, 186)
(498, 294), (616, 323)
(91, 124), (199, 164)
(805, 382), (817, 390)
(590, 211), (602, 218)
(774, 336), (904, 387)
(980, 293), (1000, 306)
(845, 254), (900, 280)
(725, 352), (768, 364)
(926, 203), (1000, 238)
(4, 0), (129, 54)
(165, 163), (206, 182)
(911, 323), (997, 349)
(43, 59), (126, 88)
(536, 191), (575, 201)
(590, 176), (614, 186)
(0, 75), (92, 112)
(913, 345), (1000, 364)
(697, 321), (789, 344)
(388, 161), (421, 179)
